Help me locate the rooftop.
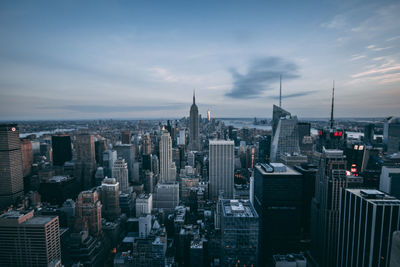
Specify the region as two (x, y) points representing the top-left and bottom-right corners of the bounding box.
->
(347, 189), (400, 205)
(255, 163), (301, 176)
(209, 140), (234, 145)
(221, 199), (258, 218)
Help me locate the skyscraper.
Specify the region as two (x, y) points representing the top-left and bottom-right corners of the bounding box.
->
(271, 105), (291, 138)
(113, 158), (130, 194)
(100, 177), (121, 220)
(337, 189), (400, 267)
(220, 199), (259, 267)
(209, 140), (234, 199)
(75, 134), (96, 189)
(189, 92), (200, 151)
(52, 135), (72, 166)
(0, 124), (24, 208)
(379, 166), (400, 199)
(270, 116), (300, 162)
(254, 163), (303, 263)
(159, 131), (176, 182)
(384, 117), (400, 154)
(20, 138), (33, 177)
(75, 190), (102, 236)
(0, 210), (61, 267)
(310, 149), (361, 267)
(114, 144), (135, 182)
(121, 131), (131, 144)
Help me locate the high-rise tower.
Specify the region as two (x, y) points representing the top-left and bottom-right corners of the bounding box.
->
(75, 134), (96, 189)
(189, 91), (200, 151)
(209, 140), (234, 199)
(112, 158), (130, 194)
(0, 124), (24, 208)
(159, 131), (176, 182)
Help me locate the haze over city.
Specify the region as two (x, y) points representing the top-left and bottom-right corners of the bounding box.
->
(1, 0), (400, 120)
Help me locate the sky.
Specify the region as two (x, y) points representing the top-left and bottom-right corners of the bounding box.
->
(0, 0), (399, 120)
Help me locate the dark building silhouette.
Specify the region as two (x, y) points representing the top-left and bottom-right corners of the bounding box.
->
(254, 163), (302, 264)
(121, 131), (131, 144)
(258, 135), (271, 163)
(52, 135), (72, 167)
(189, 92), (200, 151)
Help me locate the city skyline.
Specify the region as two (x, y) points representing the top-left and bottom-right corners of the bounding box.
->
(1, 0), (400, 120)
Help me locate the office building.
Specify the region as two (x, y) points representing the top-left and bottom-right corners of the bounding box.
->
(121, 131), (131, 144)
(391, 231), (400, 267)
(136, 193), (153, 217)
(0, 210), (61, 267)
(159, 131), (176, 182)
(384, 117), (400, 154)
(100, 177), (121, 220)
(94, 138), (107, 165)
(21, 138), (33, 177)
(270, 116), (300, 162)
(209, 140), (234, 199)
(112, 158), (130, 194)
(364, 124), (375, 145)
(75, 190), (102, 236)
(220, 199), (259, 267)
(272, 105), (291, 138)
(294, 164), (317, 239)
(103, 149), (117, 177)
(337, 189), (400, 267)
(189, 92), (200, 151)
(153, 182), (179, 211)
(379, 166), (400, 199)
(114, 144), (136, 182)
(52, 134), (72, 167)
(258, 135), (271, 163)
(311, 149), (355, 267)
(143, 133), (152, 155)
(254, 163), (303, 262)
(75, 134), (96, 189)
(0, 124), (24, 208)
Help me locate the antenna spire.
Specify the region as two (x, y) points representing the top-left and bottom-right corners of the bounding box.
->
(330, 80), (335, 129)
(279, 74), (282, 108)
(193, 89), (195, 104)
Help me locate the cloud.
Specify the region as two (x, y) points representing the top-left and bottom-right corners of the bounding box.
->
(225, 57), (300, 99)
(321, 15), (346, 29)
(270, 90), (317, 100)
(350, 54), (366, 61)
(386, 35), (400, 42)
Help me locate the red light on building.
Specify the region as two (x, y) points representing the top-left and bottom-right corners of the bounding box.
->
(318, 130), (323, 136)
(351, 168), (357, 173)
(334, 131), (343, 137)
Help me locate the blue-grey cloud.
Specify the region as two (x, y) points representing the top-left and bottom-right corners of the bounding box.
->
(225, 57), (300, 99)
(270, 90), (317, 100)
(40, 104), (187, 113)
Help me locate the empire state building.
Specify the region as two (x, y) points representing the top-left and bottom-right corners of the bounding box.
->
(189, 92), (200, 151)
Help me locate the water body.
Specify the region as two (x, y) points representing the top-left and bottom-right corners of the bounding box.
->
(20, 128), (75, 138)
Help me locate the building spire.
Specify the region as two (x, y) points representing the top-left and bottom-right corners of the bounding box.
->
(193, 89), (196, 105)
(279, 74), (282, 108)
(330, 80), (335, 129)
